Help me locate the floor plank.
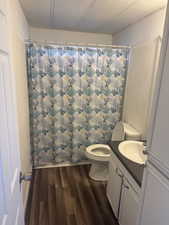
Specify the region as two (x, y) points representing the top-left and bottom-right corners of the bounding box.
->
(26, 165), (118, 225)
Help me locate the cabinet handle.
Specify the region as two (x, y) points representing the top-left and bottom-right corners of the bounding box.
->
(117, 173), (123, 178)
(123, 184), (129, 189)
(116, 168), (123, 178)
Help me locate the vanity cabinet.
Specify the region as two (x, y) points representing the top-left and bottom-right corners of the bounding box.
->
(107, 160), (123, 217)
(107, 151), (141, 223)
(119, 178), (139, 225)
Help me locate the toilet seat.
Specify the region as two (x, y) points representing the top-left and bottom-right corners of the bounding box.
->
(86, 144), (111, 162)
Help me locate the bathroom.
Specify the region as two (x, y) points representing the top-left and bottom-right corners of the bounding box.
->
(1, 0), (169, 225)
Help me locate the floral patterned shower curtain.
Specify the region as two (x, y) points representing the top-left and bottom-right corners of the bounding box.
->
(27, 43), (129, 167)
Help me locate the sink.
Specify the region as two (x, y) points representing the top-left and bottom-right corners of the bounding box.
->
(118, 141), (147, 165)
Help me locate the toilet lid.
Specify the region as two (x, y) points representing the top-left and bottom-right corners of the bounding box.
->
(86, 144), (111, 157)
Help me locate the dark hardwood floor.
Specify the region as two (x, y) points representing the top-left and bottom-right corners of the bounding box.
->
(26, 165), (118, 225)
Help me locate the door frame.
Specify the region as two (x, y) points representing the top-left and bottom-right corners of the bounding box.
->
(137, 1), (169, 225)
(0, 0), (25, 225)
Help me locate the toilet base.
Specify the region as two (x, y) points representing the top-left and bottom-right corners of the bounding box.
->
(89, 161), (109, 181)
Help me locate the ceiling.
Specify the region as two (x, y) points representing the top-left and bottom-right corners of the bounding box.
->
(20, 0), (167, 34)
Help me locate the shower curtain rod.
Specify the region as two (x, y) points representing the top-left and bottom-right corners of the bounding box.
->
(25, 39), (131, 49)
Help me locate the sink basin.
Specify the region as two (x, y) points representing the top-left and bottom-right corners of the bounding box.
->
(118, 141), (147, 165)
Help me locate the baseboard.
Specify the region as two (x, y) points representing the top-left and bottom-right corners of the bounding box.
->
(23, 168), (33, 212)
(35, 161), (91, 169)
(24, 169), (34, 225)
(23, 182), (30, 211)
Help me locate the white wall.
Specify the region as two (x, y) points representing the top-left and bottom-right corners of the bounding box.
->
(123, 39), (161, 139)
(112, 8), (166, 139)
(8, 0), (31, 209)
(30, 27), (112, 44)
(112, 8), (166, 46)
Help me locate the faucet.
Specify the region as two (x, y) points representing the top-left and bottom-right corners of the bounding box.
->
(142, 140), (147, 146)
(142, 140), (148, 155)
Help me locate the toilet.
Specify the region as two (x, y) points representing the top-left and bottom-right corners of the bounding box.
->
(85, 122), (141, 181)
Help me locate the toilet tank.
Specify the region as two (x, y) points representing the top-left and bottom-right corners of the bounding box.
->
(123, 123), (141, 140)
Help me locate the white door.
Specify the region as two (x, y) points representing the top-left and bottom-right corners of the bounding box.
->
(138, 163), (169, 225)
(146, 2), (169, 174)
(107, 161), (123, 218)
(148, 31), (169, 171)
(0, 1), (25, 225)
(119, 178), (139, 225)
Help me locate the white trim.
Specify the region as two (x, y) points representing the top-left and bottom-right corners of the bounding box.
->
(23, 181), (31, 212)
(35, 161), (91, 169)
(22, 168), (32, 211)
(11, 168), (18, 194)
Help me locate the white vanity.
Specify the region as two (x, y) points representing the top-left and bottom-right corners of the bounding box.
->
(107, 141), (145, 225)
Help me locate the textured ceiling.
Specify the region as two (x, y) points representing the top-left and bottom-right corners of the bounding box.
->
(20, 0), (167, 34)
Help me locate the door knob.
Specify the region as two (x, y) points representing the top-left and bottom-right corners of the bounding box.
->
(116, 168), (123, 178)
(19, 172), (32, 185)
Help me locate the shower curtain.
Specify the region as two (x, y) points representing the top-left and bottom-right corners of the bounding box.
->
(27, 43), (129, 167)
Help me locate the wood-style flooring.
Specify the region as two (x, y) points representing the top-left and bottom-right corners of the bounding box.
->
(26, 165), (118, 225)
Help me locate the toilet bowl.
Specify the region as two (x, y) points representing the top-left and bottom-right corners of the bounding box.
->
(85, 122), (141, 181)
(85, 144), (112, 181)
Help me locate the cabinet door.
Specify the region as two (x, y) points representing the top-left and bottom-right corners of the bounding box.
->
(119, 179), (139, 225)
(106, 161), (123, 218)
(138, 163), (169, 225)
